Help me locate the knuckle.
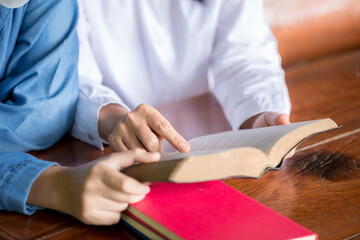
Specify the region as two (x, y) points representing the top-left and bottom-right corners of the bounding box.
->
(144, 136), (159, 151)
(125, 112), (136, 123)
(157, 120), (170, 133)
(137, 103), (150, 113)
(118, 178), (130, 192)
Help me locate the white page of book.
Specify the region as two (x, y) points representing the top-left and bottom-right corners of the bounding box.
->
(187, 120), (318, 155)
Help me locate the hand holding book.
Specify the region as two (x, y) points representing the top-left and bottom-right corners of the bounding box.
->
(240, 112), (291, 129)
(241, 112), (296, 159)
(123, 118), (338, 183)
(99, 103), (289, 156)
(27, 149), (161, 225)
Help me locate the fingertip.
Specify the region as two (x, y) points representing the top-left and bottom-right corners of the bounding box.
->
(179, 142), (190, 153)
(277, 114), (290, 125)
(144, 184), (151, 193)
(137, 183), (150, 195)
(120, 175), (151, 195)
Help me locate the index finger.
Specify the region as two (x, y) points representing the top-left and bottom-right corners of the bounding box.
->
(146, 110), (190, 152)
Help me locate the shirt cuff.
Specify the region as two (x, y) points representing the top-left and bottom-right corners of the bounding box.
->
(0, 152), (58, 215)
(71, 91), (130, 150)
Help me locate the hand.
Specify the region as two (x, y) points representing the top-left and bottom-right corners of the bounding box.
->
(27, 149), (160, 225)
(240, 111), (290, 129)
(99, 103), (190, 153)
(241, 112), (295, 158)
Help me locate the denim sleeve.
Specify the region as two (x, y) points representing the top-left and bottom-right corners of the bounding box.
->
(0, 152), (59, 215)
(0, 0), (78, 214)
(0, 0), (79, 152)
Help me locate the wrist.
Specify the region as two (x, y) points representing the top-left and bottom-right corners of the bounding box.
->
(27, 166), (70, 213)
(98, 104), (129, 141)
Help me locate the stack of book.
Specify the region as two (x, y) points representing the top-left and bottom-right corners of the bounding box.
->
(122, 181), (317, 240)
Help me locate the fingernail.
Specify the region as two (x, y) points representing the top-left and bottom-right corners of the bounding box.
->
(179, 142), (190, 152)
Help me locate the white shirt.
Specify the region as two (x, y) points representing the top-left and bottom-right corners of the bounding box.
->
(72, 0), (291, 149)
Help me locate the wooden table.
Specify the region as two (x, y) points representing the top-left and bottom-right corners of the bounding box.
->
(1, 49), (359, 240)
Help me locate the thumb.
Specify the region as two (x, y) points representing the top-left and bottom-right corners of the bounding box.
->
(265, 112), (290, 126)
(275, 114), (290, 125)
(102, 149), (160, 170)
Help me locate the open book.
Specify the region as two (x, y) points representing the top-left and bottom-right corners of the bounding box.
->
(123, 118), (338, 183)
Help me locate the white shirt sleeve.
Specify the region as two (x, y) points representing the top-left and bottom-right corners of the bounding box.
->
(71, 0), (129, 149)
(210, 0), (291, 130)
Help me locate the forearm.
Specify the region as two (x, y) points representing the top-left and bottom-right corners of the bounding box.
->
(26, 166), (71, 213)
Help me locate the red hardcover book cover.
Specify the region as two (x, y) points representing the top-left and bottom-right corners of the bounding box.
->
(125, 180), (317, 240)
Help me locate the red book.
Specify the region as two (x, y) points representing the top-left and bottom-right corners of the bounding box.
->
(124, 181), (317, 240)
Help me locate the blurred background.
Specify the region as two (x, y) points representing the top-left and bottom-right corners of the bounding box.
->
(264, 0), (360, 68)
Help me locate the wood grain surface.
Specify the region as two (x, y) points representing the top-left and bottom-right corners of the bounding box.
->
(224, 132), (360, 240)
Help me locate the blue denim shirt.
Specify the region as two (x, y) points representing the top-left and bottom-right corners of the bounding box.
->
(0, 0), (78, 215)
